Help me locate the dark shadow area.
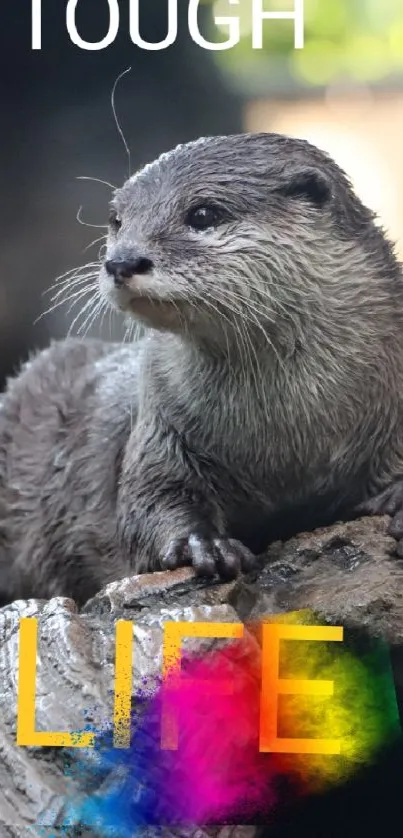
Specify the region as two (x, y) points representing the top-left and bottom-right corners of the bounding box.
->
(257, 740), (403, 837)
(256, 638), (403, 837)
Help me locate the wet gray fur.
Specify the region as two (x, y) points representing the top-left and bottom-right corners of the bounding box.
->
(1, 132), (403, 605)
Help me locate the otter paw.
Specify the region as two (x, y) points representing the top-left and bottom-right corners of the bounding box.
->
(162, 535), (256, 580)
(355, 481), (403, 557)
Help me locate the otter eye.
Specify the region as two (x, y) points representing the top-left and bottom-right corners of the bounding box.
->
(186, 204), (222, 231)
(109, 208), (122, 232)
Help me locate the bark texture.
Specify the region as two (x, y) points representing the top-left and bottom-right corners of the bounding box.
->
(0, 514), (402, 836)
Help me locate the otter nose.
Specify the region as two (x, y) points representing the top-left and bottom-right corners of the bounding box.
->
(105, 256), (154, 287)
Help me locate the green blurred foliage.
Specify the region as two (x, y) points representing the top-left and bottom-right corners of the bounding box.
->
(201, 0), (403, 88)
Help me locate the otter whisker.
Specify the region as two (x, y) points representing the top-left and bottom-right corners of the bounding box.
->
(83, 235), (108, 254)
(76, 175), (117, 190)
(234, 297), (294, 387)
(202, 292), (244, 378)
(46, 261), (102, 290)
(133, 321), (144, 343)
(77, 206), (108, 230)
(248, 307), (292, 393)
(107, 304), (124, 341)
(208, 291), (264, 418)
(240, 317), (264, 412)
(201, 291), (257, 424)
(65, 287), (98, 317)
(67, 293), (102, 337)
(171, 298), (186, 334)
(234, 317), (253, 425)
(209, 285), (294, 395)
(111, 66), (132, 179)
(123, 322), (132, 344)
(99, 297), (111, 337)
(48, 273), (95, 294)
(49, 275), (98, 304)
(49, 276), (98, 305)
(34, 286), (96, 324)
(201, 289), (235, 329)
(122, 315), (140, 345)
(76, 297), (107, 338)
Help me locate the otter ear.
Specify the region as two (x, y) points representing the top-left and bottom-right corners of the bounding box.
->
(282, 167), (332, 207)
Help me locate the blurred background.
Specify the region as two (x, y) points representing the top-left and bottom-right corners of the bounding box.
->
(1, 0), (402, 386)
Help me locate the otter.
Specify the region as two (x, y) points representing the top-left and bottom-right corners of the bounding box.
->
(1, 131), (403, 606)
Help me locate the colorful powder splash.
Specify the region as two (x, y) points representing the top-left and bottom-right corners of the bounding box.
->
(60, 610), (401, 834)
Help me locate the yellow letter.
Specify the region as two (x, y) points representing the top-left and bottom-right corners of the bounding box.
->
(260, 623), (343, 754)
(17, 618), (94, 747)
(113, 620), (134, 748)
(161, 620), (244, 750)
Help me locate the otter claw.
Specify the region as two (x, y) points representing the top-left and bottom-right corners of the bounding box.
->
(355, 480), (403, 551)
(162, 534), (256, 579)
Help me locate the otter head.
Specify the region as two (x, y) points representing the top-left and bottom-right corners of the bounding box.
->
(98, 132), (386, 349)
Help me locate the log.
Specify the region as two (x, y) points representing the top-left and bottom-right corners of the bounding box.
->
(0, 514), (402, 836)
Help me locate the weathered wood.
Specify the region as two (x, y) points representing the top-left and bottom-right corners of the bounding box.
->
(0, 514), (402, 835)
